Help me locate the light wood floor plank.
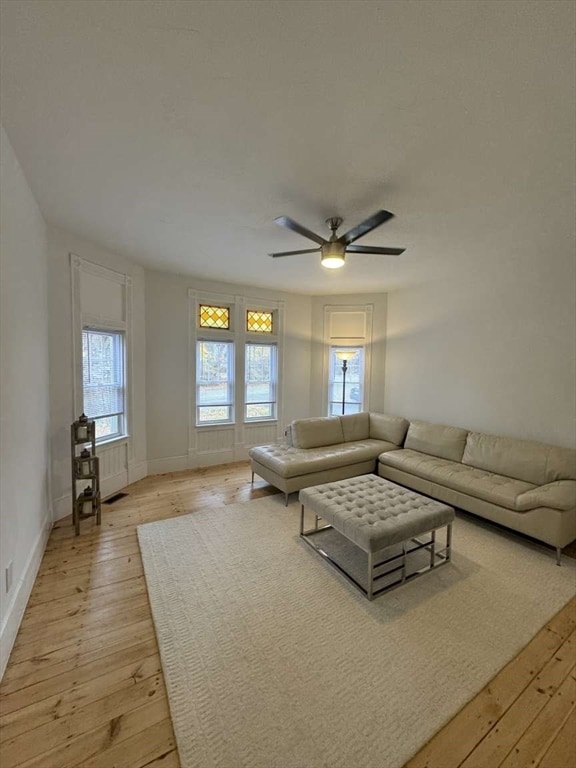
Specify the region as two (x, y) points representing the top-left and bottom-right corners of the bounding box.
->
(1, 613), (154, 695)
(397, 596), (576, 768)
(75, 717), (176, 768)
(1, 462), (574, 768)
(499, 670), (576, 768)
(460, 631), (576, 767)
(1, 675), (164, 768)
(2, 617), (155, 684)
(10, 602), (151, 662)
(538, 704), (576, 768)
(141, 749), (180, 768)
(19, 574), (146, 630)
(17, 699), (171, 768)
(1, 638), (159, 716)
(0, 654), (161, 742)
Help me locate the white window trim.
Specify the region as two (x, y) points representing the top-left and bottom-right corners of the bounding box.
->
(71, 255), (133, 449)
(82, 327), (126, 440)
(245, 341), (278, 422)
(188, 289), (285, 458)
(196, 338), (235, 426)
(327, 345), (365, 416)
(322, 304), (373, 416)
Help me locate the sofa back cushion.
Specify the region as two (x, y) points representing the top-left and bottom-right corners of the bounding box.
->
(462, 432), (576, 485)
(369, 413), (409, 446)
(404, 420), (469, 462)
(340, 412), (370, 442)
(291, 416), (344, 449)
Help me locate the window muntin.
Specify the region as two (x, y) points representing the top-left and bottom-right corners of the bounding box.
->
(199, 305), (230, 330)
(245, 343), (277, 421)
(246, 310), (273, 334)
(196, 340), (234, 424)
(82, 329), (125, 441)
(328, 346), (364, 416)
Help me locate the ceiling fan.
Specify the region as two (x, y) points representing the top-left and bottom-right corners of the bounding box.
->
(268, 209), (405, 269)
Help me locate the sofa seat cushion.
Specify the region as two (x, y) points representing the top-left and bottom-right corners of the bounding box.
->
(379, 449), (535, 511)
(250, 439), (397, 479)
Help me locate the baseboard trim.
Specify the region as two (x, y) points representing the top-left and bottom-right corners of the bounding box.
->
(128, 460), (148, 485)
(147, 456), (189, 475)
(0, 509), (52, 681)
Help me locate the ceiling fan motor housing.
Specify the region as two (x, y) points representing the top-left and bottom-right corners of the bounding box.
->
(326, 216), (343, 234)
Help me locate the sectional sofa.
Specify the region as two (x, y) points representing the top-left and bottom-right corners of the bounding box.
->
(249, 412), (576, 562)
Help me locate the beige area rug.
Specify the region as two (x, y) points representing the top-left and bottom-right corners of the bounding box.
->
(137, 496), (576, 768)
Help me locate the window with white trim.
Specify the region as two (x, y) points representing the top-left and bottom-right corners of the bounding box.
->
(82, 328), (125, 441)
(328, 346), (364, 416)
(196, 339), (235, 424)
(245, 343), (277, 421)
(192, 294), (283, 428)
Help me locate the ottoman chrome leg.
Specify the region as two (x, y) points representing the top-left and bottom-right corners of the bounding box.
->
(401, 542), (407, 583)
(367, 551), (374, 601)
(556, 547), (562, 566)
(446, 523), (453, 562)
(430, 530), (436, 568)
(251, 471), (254, 484)
(285, 492), (289, 506)
(300, 504), (305, 535)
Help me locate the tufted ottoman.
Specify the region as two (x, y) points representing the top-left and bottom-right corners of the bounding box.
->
(299, 474), (455, 600)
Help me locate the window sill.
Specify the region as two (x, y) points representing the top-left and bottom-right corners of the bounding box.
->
(244, 419), (278, 425)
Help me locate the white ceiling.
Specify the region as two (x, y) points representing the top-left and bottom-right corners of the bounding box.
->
(1, 0), (574, 294)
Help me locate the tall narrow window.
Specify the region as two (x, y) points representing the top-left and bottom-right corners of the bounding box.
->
(245, 343), (277, 421)
(82, 329), (125, 441)
(328, 346), (364, 416)
(196, 340), (234, 424)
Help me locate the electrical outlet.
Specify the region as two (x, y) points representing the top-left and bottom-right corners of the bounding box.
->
(5, 561), (13, 594)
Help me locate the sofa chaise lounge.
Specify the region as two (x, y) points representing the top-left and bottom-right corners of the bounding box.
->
(249, 412), (576, 562)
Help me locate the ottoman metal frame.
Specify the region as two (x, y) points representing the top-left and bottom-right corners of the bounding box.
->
(299, 478), (454, 601)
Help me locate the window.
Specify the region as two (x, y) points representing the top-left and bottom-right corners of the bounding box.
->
(246, 310), (273, 334)
(199, 305), (230, 329)
(245, 343), (277, 420)
(192, 292), (283, 429)
(328, 346), (364, 416)
(82, 329), (125, 441)
(196, 340), (234, 423)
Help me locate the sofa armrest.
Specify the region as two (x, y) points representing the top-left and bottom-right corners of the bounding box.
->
(515, 480), (576, 512)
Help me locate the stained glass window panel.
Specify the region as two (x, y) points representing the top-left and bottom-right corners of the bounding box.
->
(199, 305), (230, 329)
(246, 310), (273, 334)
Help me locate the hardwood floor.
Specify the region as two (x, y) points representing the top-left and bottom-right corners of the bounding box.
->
(0, 462), (574, 768)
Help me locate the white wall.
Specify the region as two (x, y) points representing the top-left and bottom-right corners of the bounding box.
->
(384, 252), (576, 447)
(0, 126), (51, 677)
(48, 227), (147, 519)
(310, 293), (388, 416)
(145, 271), (313, 472)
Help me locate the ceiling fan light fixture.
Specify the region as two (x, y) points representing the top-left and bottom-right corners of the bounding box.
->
(321, 241), (346, 269)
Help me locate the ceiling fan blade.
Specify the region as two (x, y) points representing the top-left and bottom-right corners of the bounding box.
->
(339, 210), (395, 245)
(268, 248), (321, 258)
(274, 216), (327, 245)
(346, 245), (405, 255)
